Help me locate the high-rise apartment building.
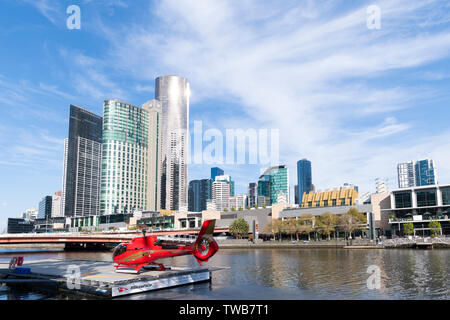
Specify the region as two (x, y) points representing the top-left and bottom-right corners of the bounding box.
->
(100, 99), (161, 215)
(398, 161), (415, 188)
(215, 175), (235, 196)
(212, 181), (230, 211)
(297, 159), (312, 205)
(62, 105), (103, 217)
(156, 75), (190, 211)
(398, 159), (436, 188)
(51, 191), (63, 218)
(142, 100), (163, 211)
(229, 194), (248, 210)
(188, 179), (212, 212)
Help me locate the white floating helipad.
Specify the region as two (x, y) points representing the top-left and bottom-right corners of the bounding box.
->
(0, 259), (211, 298)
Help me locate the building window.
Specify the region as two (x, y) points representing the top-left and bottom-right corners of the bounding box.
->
(416, 190), (437, 207)
(332, 199), (337, 206)
(441, 188), (450, 206)
(395, 192), (412, 208)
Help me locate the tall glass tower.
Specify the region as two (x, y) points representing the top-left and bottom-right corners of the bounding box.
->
(415, 159), (436, 186)
(259, 165), (289, 204)
(100, 99), (161, 214)
(297, 159), (312, 205)
(156, 75), (190, 211)
(211, 167), (224, 181)
(62, 105), (102, 217)
(188, 179), (212, 212)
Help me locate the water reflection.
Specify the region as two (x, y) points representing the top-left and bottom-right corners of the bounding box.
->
(0, 249), (448, 300)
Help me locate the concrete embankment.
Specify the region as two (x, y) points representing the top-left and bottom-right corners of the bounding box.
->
(217, 240), (382, 249)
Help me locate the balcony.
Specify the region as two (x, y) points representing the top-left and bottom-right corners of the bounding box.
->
(389, 214), (450, 224)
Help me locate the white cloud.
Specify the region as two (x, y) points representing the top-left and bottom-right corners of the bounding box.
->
(60, 0), (450, 194)
(93, 0), (450, 193)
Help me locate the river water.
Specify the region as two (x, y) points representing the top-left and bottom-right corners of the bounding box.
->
(0, 248), (448, 300)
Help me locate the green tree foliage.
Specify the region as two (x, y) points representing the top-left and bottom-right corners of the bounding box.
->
(298, 214), (314, 241)
(403, 222), (414, 236)
(281, 218), (297, 241)
(428, 221), (441, 236)
(317, 212), (338, 240)
(263, 219), (282, 241)
(229, 218), (249, 239)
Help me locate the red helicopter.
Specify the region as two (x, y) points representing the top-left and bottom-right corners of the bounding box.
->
(112, 219), (219, 273)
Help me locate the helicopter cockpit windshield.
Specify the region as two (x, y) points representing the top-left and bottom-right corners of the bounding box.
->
(112, 244), (127, 258)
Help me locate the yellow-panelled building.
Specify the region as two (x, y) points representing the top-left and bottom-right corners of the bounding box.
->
(301, 186), (358, 208)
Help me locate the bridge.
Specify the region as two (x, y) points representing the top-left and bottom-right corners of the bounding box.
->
(0, 227), (229, 249)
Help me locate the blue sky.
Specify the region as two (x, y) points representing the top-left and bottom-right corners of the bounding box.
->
(1, 0), (450, 232)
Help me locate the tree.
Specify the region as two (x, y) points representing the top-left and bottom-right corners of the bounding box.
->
(317, 212), (338, 240)
(281, 218), (297, 241)
(337, 208), (367, 238)
(403, 222), (414, 236)
(348, 208), (367, 234)
(263, 219), (283, 241)
(428, 221), (441, 237)
(298, 214), (314, 241)
(229, 218), (249, 239)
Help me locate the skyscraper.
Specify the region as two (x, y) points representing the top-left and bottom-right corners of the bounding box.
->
(259, 165), (290, 205)
(211, 167), (224, 181)
(156, 75), (190, 211)
(248, 182), (257, 208)
(215, 175), (235, 196)
(297, 159), (312, 205)
(397, 161), (415, 188)
(51, 191), (63, 218)
(62, 105), (103, 217)
(100, 99), (161, 215)
(415, 159), (436, 186)
(397, 159), (436, 188)
(38, 196), (52, 220)
(212, 181), (230, 211)
(142, 100), (163, 211)
(188, 179), (212, 212)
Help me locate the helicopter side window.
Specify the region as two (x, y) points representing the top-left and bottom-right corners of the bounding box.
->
(113, 244), (127, 257)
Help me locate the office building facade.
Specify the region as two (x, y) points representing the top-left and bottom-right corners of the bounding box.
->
(415, 159), (436, 186)
(398, 159), (437, 188)
(62, 105), (103, 217)
(100, 99), (161, 215)
(156, 75), (190, 211)
(301, 186), (358, 208)
(38, 196), (52, 220)
(211, 167), (224, 182)
(248, 182), (257, 208)
(188, 179), (212, 212)
(297, 159), (312, 205)
(259, 165), (289, 205)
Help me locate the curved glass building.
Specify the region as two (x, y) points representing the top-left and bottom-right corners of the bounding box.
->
(155, 75), (190, 211)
